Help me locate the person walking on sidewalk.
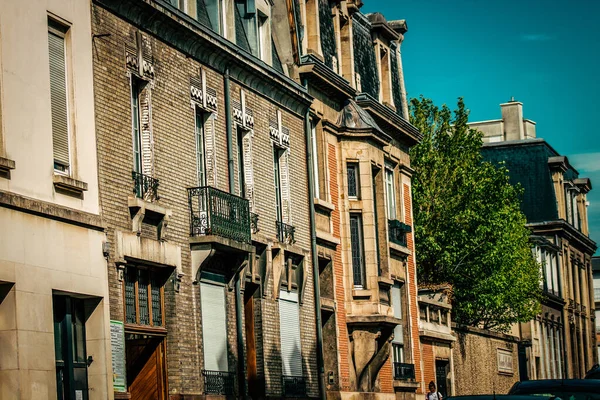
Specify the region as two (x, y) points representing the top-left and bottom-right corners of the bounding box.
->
(426, 381), (443, 400)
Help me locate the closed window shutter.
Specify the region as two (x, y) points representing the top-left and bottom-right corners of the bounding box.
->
(201, 282), (228, 371)
(279, 291), (302, 376)
(204, 115), (216, 187)
(242, 132), (254, 210)
(140, 87), (153, 176)
(48, 29), (69, 169)
(280, 149), (291, 223)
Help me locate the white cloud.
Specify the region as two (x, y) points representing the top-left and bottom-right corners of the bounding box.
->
(520, 34), (554, 42)
(569, 152), (600, 173)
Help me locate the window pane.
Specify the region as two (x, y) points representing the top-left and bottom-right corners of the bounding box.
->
(131, 80), (142, 174)
(429, 307), (439, 323)
(53, 296), (66, 362)
(151, 274), (163, 327)
(138, 269), (150, 326)
(195, 109), (206, 186)
(385, 168), (396, 219)
(125, 267), (137, 324)
(311, 120), (320, 197)
(72, 299), (86, 363)
(420, 306), (427, 321)
(274, 148), (282, 221)
(349, 214), (365, 287)
(347, 164), (358, 198)
(204, 0), (221, 33)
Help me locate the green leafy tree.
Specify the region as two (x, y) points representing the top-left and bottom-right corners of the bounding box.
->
(409, 96), (541, 331)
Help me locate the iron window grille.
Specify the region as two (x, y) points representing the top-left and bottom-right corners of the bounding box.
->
(202, 370), (234, 395)
(282, 375), (306, 397)
(124, 266), (165, 327)
(347, 163), (359, 199)
(132, 171), (159, 201)
(277, 220), (296, 244)
(393, 362), (415, 380)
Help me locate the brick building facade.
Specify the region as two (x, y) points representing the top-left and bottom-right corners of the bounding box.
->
(91, 0), (320, 398)
(294, 1), (424, 399)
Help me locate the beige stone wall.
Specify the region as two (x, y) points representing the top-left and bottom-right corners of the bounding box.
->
(453, 327), (519, 395)
(0, 206), (111, 399)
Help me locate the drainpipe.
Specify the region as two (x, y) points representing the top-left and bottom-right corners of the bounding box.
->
(225, 67), (247, 398)
(302, 78), (326, 400)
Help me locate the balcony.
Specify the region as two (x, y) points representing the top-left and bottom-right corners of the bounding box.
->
(202, 370), (234, 395)
(282, 375), (306, 397)
(132, 171), (159, 201)
(388, 219), (411, 247)
(277, 221), (296, 244)
(187, 186), (251, 244)
(393, 362), (416, 380)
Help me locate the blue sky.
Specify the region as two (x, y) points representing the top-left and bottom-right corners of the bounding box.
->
(363, 0), (600, 254)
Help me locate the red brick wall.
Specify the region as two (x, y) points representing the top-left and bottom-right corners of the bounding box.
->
(405, 183), (424, 394)
(421, 340), (435, 389)
(380, 357), (393, 392)
(329, 142), (351, 391)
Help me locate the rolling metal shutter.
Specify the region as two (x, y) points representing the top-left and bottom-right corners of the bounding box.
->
(48, 28), (69, 169)
(279, 290), (302, 377)
(201, 282), (228, 371)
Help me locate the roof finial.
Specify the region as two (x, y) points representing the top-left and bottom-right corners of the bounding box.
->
(510, 96), (515, 102)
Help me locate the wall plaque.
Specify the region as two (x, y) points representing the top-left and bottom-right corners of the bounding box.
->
(497, 348), (513, 374)
(110, 320), (127, 392)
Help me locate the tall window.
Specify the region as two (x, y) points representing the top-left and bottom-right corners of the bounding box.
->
(200, 273), (229, 372)
(310, 120), (320, 198)
(391, 282), (404, 363)
(237, 127), (246, 197)
(258, 12), (269, 61)
(204, 0), (224, 34)
(273, 147), (284, 222)
(572, 192), (579, 230)
(392, 343), (404, 364)
(195, 108), (207, 186)
(124, 266), (165, 327)
(48, 19), (71, 174)
(347, 163), (359, 199)
(54, 295), (88, 400)
(385, 167), (396, 220)
(131, 79), (143, 174)
(350, 214), (365, 288)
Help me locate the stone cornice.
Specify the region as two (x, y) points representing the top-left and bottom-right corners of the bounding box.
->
(0, 190), (105, 232)
(355, 93), (422, 146)
(527, 220), (597, 254)
(299, 54), (356, 100)
(93, 0), (312, 116)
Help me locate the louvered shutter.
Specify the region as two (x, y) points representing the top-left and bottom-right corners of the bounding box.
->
(140, 87), (153, 176)
(280, 150), (291, 223)
(201, 282), (228, 371)
(242, 132), (254, 209)
(204, 115), (216, 187)
(391, 284), (403, 344)
(279, 291), (302, 376)
(48, 29), (70, 169)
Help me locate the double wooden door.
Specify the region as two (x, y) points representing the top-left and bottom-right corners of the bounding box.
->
(126, 334), (168, 400)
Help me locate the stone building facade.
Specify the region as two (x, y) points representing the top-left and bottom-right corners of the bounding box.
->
(592, 256), (599, 362)
(293, 1), (423, 399)
(91, 0), (319, 398)
(473, 100), (598, 379)
(0, 0), (112, 399)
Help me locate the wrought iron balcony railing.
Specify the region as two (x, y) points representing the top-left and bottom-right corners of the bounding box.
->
(277, 220), (295, 244)
(251, 212), (260, 234)
(187, 186), (251, 244)
(282, 375), (306, 397)
(132, 171), (159, 201)
(388, 219), (411, 247)
(202, 370), (234, 395)
(393, 362), (416, 380)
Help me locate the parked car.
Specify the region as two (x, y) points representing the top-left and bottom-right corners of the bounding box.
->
(585, 364), (600, 379)
(508, 379), (600, 399)
(447, 396), (539, 400)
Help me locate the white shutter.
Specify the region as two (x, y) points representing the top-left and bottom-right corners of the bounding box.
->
(280, 150), (291, 223)
(204, 115), (217, 187)
(279, 291), (302, 376)
(201, 282), (228, 371)
(48, 28), (70, 169)
(243, 132), (254, 210)
(140, 87), (153, 176)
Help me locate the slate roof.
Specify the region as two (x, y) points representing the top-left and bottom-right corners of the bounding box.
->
(481, 139), (580, 223)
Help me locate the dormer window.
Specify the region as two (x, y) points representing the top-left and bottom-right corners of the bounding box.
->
(378, 44), (392, 106)
(564, 184), (580, 230)
(205, 0), (225, 34)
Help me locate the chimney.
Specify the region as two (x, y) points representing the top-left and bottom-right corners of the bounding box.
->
(500, 98), (524, 141)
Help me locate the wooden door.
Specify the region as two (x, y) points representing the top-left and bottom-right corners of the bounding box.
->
(127, 336), (167, 400)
